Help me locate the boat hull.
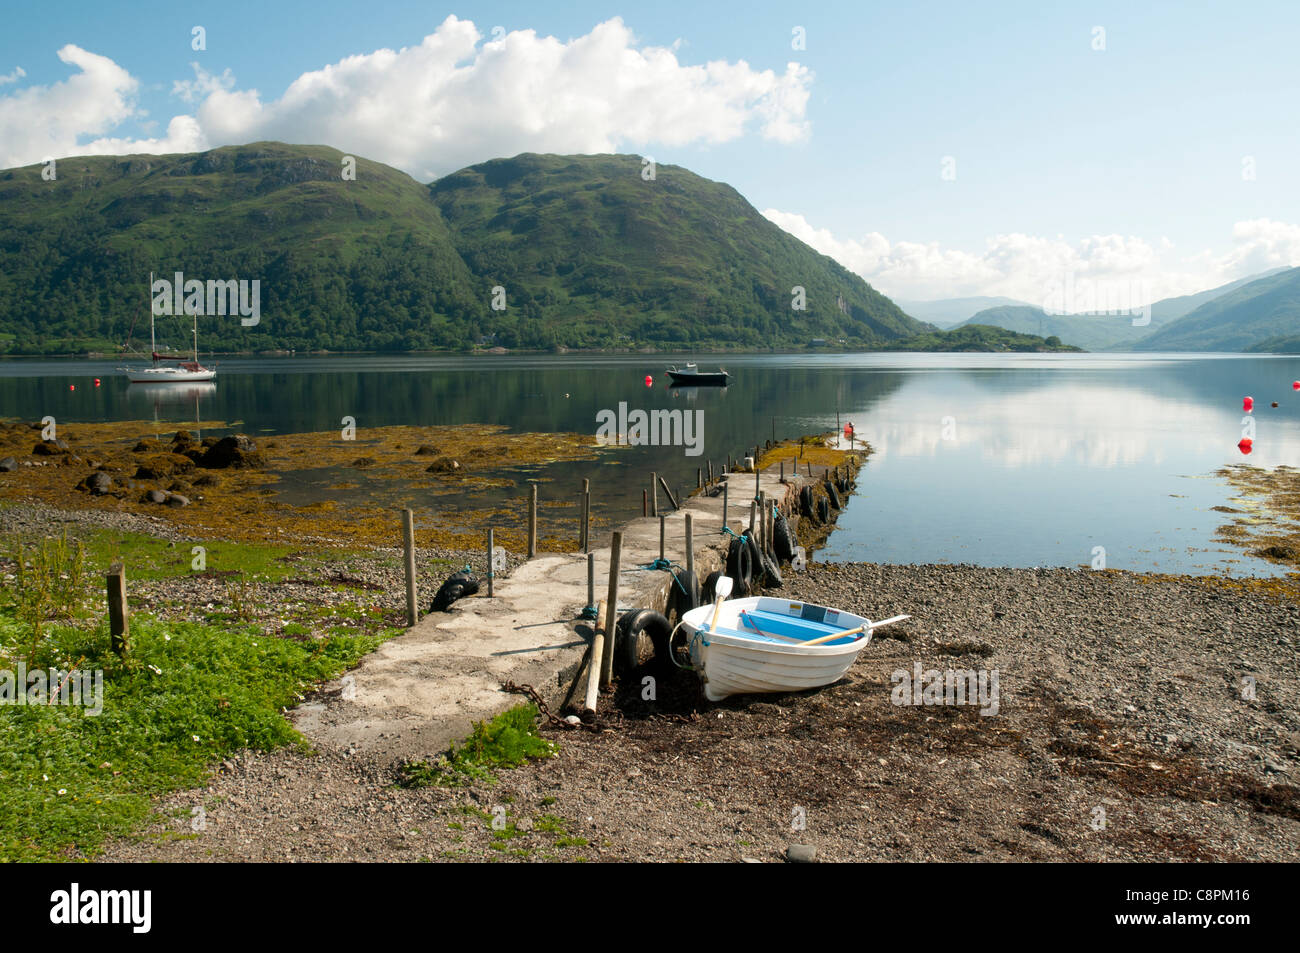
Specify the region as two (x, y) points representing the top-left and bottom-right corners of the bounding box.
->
(680, 596), (874, 701)
(666, 371), (728, 386)
(126, 366), (216, 383)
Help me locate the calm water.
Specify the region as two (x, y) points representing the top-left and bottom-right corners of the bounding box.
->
(2, 352), (1298, 575)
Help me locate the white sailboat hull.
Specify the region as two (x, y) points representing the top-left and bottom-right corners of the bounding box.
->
(127, 366), (216, 383)
(680, 596), (876, 701)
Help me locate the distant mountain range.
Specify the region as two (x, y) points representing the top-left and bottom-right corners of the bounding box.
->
(895, 296), (1029, 329)
(0, 143), (932, 354)
(903, 268), (1297, 352)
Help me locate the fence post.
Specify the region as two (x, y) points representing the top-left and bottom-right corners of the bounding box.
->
(579, 478), (589, 552)
(402, 508), (418, 627)
(107, 561), (129, 656)
(487, 527), (495, 598)
(528, 483), (538, 558)
(601, 532), (623, 688)
(685, 513), (694, 578)
(651, 472), (658, 517)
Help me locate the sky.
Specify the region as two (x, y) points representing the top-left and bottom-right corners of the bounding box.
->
(2, 0), (1298, 305)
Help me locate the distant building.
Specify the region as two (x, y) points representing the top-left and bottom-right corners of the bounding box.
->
(810, 338), (827, 347)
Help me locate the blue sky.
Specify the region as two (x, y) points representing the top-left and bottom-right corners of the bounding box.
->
(2, 0), (1297, 303)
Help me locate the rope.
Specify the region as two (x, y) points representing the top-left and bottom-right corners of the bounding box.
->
(578, 605), (598, 620)
(720, 526), (749, 544)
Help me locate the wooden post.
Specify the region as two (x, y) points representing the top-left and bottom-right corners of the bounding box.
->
(528, 484), (538, 558)
(651, 472), (658, 517)
(580, 478), (590, 551)
(759, 492), (767, 555)
(107, 561), (129, 656)
(658, 475), (679, 511)
(685, 513), (694, 577)
(642, 488), (648, 517)
(722, 480), (729, 531)
(402, 508), (418, 627)
(697, 468), (702, 489)
(581, 489), (591, 554)
(749, 499), (758, 546)
(487, 527), (495, 598)
(587, 551), (594, 608)
(754, 468), (760, 499)
(708, 460), (714, 483)
(583, 599), (608, 718)
(601, 532), (623, 688)
(659, 515), (666, 562)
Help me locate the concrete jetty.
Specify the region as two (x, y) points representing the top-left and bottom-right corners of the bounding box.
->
(292, 457), (849, 762)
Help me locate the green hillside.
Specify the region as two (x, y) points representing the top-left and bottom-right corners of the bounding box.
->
(958, 304), (1167, 351)
(887, 323), (1083, 352)
(0, 143), (485, 353)
(0, 143), (927, 354)
(1132, 267), (1300, 351)
(429, 153), (924, 349)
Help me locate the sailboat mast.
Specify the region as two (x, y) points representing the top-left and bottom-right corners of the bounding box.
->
(149, 271), (156, 354)
(193, 311), (198, 363)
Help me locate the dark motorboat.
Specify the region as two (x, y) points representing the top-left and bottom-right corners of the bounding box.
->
(666, 362), (730, 386)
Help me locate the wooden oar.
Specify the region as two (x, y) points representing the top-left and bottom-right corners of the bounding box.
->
(708, 576), (734, 633)
(800, 614), (911, 647)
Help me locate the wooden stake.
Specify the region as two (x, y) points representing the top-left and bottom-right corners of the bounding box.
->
(659, 515), (666, 562)
(658, 475), (679, 511)
(581, 489), (590, 554)
(579, 478), (590, 551)
(107, 561), (129, 656)
(487, 527), (495, 598)
(527, 484), (538, 558)
(722, 480), (729, 531)
(697, 468), (702, 489)
(587, 551), (594, 608)
(601, 532), (623, 688)
(685, 513), (694, 577)
(642, 488), (648, 517)
(402, 508), (418, 627)
(583, 599), (607, 718)
(651, 472), (658, 517)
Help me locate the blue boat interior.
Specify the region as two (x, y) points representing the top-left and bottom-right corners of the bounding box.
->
(709, 608), (859, 646)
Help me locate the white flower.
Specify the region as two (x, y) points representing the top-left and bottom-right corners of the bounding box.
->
(191, 735), (200, 742)
(148, 664), (162, 674)
(164, 634), (171, 642)
(57, 789), (66, 795)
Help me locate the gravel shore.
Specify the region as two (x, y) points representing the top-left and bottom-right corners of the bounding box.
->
(92, 559), (1300, 863)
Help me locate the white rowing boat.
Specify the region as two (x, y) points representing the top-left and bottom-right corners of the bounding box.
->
(675, 585), (908, 701)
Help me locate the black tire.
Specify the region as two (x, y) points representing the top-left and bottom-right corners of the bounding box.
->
(726, 535), (754, 597)
(759, 548), (783, 589)
(742, 525), (764, 583)
(773, 511), (796, 562)
(667, 568), (700, 623)
(825, 481), (842, 509)
(618, 608), (672, 673)
(431, 570), (479, 611)
(837, 475), (850, 494)
(817, 496), (831, 524)
(702, 570), (724, 603)
(799, 485), (815, 517)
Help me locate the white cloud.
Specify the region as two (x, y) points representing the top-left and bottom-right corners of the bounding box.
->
(763, 210), (1300, 304)
(0, 16), (813, 178)
(0, 67), (25, 85)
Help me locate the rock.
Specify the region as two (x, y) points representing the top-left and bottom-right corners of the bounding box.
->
(425, 457), (463, 474)
(0, 457), (16, 472)
(786, 844), (816, 863)
(134, 453), (196, 480)
(144, 489), (168, 504)
(32, 438), (69, 455)
(164, 493), (190, 507)
(563, 715), (582, 725)
(200, 434), (265, 469)
(350, 457), (379, 468)
(192, 473), (219, 486)
(132, 439), (162, 453)
(414, 445), (441, 456)
(76, 472), (114, 495)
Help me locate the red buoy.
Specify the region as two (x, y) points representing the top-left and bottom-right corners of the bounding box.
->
(94, 378), (101, 387)
(1294, 381), (1300, 391)
(1243, 396), (1254, 412)
(1238, 438), (1253, 455)
(644, 375), (653, 387)
(69, 384), (75, 391)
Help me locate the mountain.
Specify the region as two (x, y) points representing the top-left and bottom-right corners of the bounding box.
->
(428, 153), (924, 348)
(1132, 267), (1300, 351)
(954, 305), (1148, 351)
(894, 296), (1031, 328)
(949, 270), (1292, 351)
(0, 143), (927, 354)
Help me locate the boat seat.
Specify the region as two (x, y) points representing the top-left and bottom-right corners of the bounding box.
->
(740, 609), (846, 641)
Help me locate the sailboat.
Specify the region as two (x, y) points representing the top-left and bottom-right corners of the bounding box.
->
(120, 273), (218, 382)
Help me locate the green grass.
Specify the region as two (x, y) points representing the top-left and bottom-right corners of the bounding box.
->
(398, 704), (557, 788)
(0, 610), (394, 861)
